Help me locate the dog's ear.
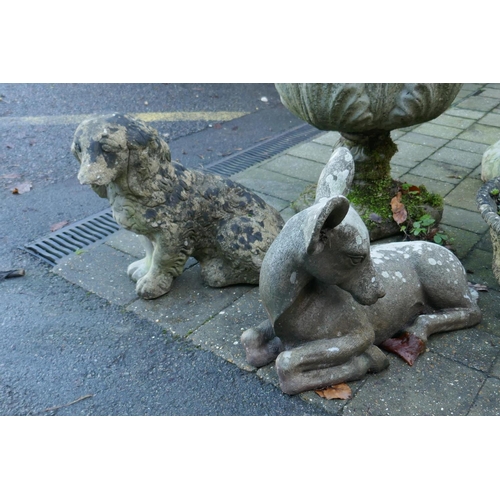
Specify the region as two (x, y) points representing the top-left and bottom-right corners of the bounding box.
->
(305, 196), (350, 255)
(126, 122), (153, 150)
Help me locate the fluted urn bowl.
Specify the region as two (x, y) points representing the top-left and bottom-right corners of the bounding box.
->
(274, 83), (462, 134)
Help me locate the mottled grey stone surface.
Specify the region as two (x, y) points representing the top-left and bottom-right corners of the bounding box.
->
(72, 114), (284, 299)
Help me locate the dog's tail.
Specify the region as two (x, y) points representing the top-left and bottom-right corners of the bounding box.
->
(315, 147), (355, 203)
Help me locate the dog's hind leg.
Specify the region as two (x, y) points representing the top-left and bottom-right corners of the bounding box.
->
(200, 257), (259, 287)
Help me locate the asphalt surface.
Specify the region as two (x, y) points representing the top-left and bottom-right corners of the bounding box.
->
(0, 83), (325, 415)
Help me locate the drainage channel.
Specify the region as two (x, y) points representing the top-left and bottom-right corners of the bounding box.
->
(24, 123), (322, 265)
(24, 209), (120, 265)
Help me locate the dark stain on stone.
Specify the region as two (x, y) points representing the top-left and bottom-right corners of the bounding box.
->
(145, 209), (157, 220)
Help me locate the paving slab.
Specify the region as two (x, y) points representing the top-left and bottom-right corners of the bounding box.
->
(105, 229), (146, 259)
(189, 287), (267, 372)
(341, 351), (486, 416)
(473, 289), (500, 331)
(312, 131), (341, 147)
(445, 108), (486, 120)
(491, 357), (500, 379)
(458, 124), (500, 145)
(53, 245), (138, 306)
(462, 249), (500, 291)
(428, 147), (482, 170)
(478, 112), (500, 128)
(476, 230), (494, 252)
(259, 154), (325, 183)
(457, 96), (500, 113)
(468, 377), (500, 415)
(412, 122), (463, 140)
(410, 159), (471, 184)
(390, 164), (411, 180)
(444, 177), (485, 212)
(428, 328), (500, 373)
(392, 141), (437, 163)
(397, 131), (449, 149)
(438, 225), (482, 260)
(482, 89), (500, 99)
(446, 138), (489, 154)
(232, 167), (311, 202)
(126, 264), (254, 338)
(431, 114), (476, 130)
(285, 141), (333, 164)
(440, 206), (488, 234)
(252, 192), (290, 212)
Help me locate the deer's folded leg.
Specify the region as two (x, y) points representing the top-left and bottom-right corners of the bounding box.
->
(241, 320), (283, 367)
(274, 332), (384, 395)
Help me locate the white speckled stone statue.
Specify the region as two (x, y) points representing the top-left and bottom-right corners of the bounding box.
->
(72, 114), (284, 299)
(241, 148), (482, 395)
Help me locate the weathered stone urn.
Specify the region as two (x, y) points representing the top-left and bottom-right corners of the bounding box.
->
(275, 83), (462, 239)
(477, 177), (500, 285)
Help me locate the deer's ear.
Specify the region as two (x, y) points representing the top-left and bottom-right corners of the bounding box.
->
(306, 196), (350, 255)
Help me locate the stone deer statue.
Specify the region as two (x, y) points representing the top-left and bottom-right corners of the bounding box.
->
(241, 148), (482, 395)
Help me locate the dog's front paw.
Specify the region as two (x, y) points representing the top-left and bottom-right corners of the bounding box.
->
(127, 258), (150, 282)
(136, 272), (174, 300)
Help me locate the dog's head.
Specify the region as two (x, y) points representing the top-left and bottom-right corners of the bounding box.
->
(72, 113), (171, 188)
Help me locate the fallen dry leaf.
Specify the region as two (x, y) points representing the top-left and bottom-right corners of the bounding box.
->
(315, 383), (352, 400)
(51, 220), (69, 232)
(390, 191), (407, 224)
(380, 332), (426, 366)
(405, 185), (421, 194)
(0, 269), (25, 280)
(11, 182), (32, 194)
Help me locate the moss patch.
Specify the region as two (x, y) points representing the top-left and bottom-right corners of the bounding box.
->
(290, 178), (444, 238)
(348, 179), (443, 233)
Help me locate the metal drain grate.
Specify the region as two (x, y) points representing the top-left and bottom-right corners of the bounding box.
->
(24, 123), (322, 265)
(204, 123), (321, 176)
(24, 209), (120, 265)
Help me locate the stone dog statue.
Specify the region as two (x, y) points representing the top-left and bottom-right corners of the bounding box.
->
(241, 147), (482, 395)
(72, 114), (284, 299)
